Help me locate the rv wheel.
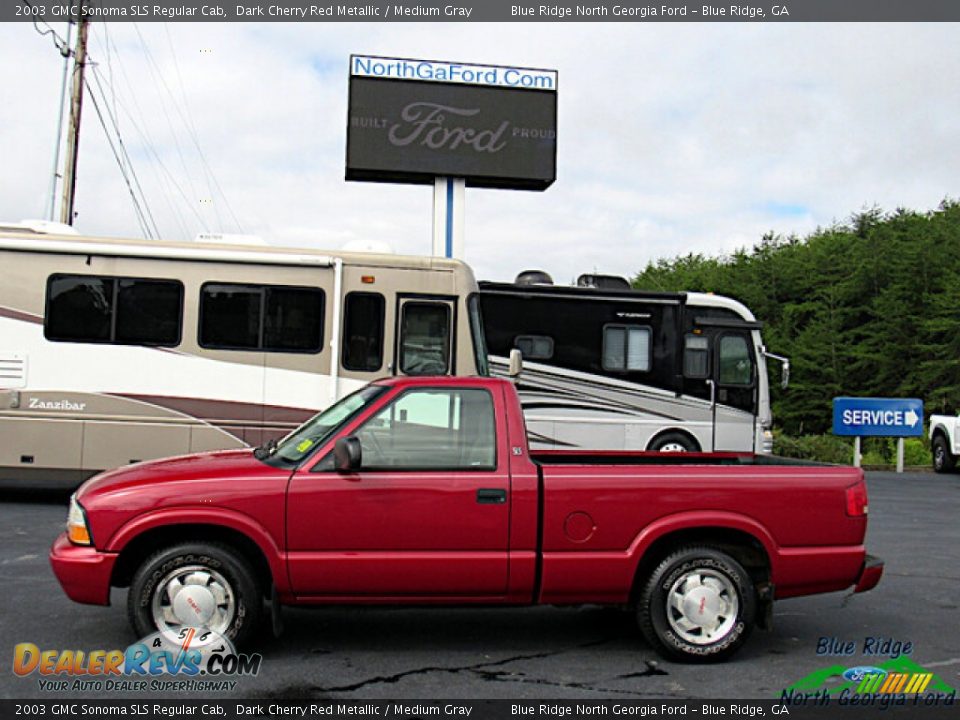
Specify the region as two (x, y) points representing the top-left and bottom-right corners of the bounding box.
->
(649, 432), (698, 453)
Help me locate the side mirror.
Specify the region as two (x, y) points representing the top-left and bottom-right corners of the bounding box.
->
(334, 437), (362, 473)
(508, 348), (523, 377)
(762, 350), (790, 391)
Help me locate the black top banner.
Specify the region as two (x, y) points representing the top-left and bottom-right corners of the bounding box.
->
(6, 0), (960, 22)
(1, 699), (958, 720)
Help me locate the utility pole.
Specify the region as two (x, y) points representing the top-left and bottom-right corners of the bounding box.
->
(60, 2), (90, 226)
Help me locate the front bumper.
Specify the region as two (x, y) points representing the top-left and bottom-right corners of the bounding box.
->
(853, 553), (884, 594)
(49, 532), (117, 606)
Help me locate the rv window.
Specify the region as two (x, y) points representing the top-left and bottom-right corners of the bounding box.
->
(264, 287), (324, 352)
(718, 335), (753, 386)
(342, 292), (385, 371)
(199, 283), (324, 353)
(684, 334), (710, 378)
(200, 284), (261, 350)
(399, 302), (451, 375)
(515, 335), (554, 361)
(45, 274), (183, 347)
(115, 279), (183, 346)
(602, 325), (651, 372)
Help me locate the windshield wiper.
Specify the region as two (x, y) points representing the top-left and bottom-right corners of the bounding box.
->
(253, 438), (278, 460)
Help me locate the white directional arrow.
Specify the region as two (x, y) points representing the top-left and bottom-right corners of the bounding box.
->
(905, 409), (920, 427)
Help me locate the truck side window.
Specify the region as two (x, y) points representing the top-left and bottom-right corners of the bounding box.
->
(602, 325), (651, 372)
(684, 334), (710, 378)
(355, 388), (495, 470)
(342, 292), (385, 371)
(718, 335), (753, 386)
(399, 302), (450, 375)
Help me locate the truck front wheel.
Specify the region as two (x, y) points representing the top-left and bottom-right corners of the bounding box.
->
(932, 435), (956, 473)
(637, 546), (755, 662)
(127, 542), (262, 648)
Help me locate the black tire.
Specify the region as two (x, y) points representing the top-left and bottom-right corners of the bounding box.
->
(637, 546), (755, 663)
(932, 435), (956, 474)
(648, 432), (699, 453)
(127, 542), (262, 648)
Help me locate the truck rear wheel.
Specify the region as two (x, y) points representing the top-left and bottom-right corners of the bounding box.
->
(637, 546), (755, 662)
(932, 435), (956, 473)
(127, 542), (262, 648)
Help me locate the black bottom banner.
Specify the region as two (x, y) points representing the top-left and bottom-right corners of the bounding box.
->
(1, 699), (957, 720)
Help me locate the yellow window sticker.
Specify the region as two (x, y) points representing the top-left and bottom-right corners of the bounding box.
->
(296, 439), (314, 453)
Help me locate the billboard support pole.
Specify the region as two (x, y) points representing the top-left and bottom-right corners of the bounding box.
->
(432, 177), (465, 259)
(896, 438), (904, 473)
(853, 436), (861, 468)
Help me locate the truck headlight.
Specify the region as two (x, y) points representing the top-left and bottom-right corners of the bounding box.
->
(66, 494), (92, 546)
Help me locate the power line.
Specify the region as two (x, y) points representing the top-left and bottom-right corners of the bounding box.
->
(138, 24), (245, 234)
(27, 15), (246, 240)
(160, 23), (222, 233)
(98, 32), (205, 237)
(88, 66), (161, 239)
(163, 24), (246, 235)
(21, 0), (70, 54)
(83, 75), (156, 239)
(132, 25), (208, 231)
(98, 30), (193, 239)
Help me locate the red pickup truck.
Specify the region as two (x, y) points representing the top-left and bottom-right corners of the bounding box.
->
(51, 376), (883, 662)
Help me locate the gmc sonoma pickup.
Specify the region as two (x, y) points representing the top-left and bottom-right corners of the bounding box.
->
(51, 376), (883, 662)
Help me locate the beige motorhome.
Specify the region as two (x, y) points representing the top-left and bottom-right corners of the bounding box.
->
(0, 229), (486, 487)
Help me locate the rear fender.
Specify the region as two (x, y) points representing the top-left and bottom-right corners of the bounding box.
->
(626, 510), (779, 578)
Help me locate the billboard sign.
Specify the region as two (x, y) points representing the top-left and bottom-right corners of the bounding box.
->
(346, 55), (558, 190)
(832, 397), (924, 437)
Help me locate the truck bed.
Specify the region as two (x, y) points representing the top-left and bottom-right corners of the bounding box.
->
(531, 450), (833, 467)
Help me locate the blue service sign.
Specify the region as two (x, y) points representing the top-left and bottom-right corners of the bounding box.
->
(832, 397), (924, 437)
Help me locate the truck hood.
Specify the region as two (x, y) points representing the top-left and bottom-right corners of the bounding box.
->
(76, 448), (271, 501)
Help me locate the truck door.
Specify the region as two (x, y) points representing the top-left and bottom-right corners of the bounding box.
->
(285, 385), (510, 598)
(395, 295), (456, 376)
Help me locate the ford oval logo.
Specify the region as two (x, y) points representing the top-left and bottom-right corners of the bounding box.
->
(843, 666), (887, 682)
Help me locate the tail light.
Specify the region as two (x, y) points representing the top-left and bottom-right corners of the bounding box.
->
(845, 481), (868, 517)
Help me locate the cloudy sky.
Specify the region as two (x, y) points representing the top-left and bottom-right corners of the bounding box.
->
(2, 21), (958, 283)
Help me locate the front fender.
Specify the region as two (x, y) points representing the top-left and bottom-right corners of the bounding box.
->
(105, 507), (289, 593)
(930, 422), (950, 443)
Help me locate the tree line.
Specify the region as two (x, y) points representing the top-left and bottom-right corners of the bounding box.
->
(632, 200), (960, 435)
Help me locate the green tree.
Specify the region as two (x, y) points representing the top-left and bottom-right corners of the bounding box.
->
(632, 200), (960, 433)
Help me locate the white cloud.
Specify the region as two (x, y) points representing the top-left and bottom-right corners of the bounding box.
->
(2, 21), (958, 285)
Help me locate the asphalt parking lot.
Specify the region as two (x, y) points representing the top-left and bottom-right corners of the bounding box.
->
(1, 471), (958, 701)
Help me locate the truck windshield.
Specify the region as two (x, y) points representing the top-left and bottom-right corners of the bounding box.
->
(259, 385), (387, 467)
